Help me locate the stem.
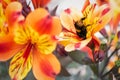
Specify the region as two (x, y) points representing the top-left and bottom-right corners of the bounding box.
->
(101, 68), (113, 78)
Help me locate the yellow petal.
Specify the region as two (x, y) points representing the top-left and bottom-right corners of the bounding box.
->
(37, 34), (57, 55)
(9, 48), (32, 80)
(58, 31), (80, 46)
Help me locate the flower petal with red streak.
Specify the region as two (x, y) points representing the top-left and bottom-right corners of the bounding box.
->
(110, 13), (120, 32)
(32, 0), (50, 8)
(92, 5), (112, 34)
(26, 8), (61, 35)
(82, 0), (90, 12)
(32, 50), (61, 80)
(0, 33), (23, 61)
(9, 48), (32, 80)
(5, 2), (24, 26)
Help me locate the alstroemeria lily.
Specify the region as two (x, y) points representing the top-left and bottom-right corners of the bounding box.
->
(0, 1), (25, 61)
(97, 0), (120, 32)
(1, 0), (16, 8)
(0, 1), (24, 36)
(32, 0), (51, 8)
(0, 2), (61, 80)
(106, 54), (118, 71)
(0, 3), (7, 36)
(59, 3), (112, 60)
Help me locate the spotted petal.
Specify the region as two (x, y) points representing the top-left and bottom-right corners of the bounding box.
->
(92, 5), (112, 34)
(60, 8), (83, 33)
(65, 37), (92, 52)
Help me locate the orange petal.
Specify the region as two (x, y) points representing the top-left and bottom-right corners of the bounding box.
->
(26, 8), (61, 35)
(106, 54), (118, 70)
(32, 0), (50, 8)
(92, 36), (100, 51)
(32, 50), (61, 80)
(110, 32), (119, 51)
(0, 33), (23, 61)
(1, 0), (17, 8)
(38, 0), (50, 7)
(96, 0), (109, 6)
(9, 48), (32, 80)
(31, 0), (38, 8)
(82, 0), (90, 12)
(110, 13), (120, 32)
(5, 2), (24, 26)
(50, 16), (62, 35)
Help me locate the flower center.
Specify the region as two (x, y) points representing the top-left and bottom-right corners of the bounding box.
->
(14, 26), (56, 54)
(74, 17), (87, 39)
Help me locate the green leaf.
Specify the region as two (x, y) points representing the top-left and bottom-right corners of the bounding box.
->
(57, 66), (71, 77)
(68, 50), (92, 64)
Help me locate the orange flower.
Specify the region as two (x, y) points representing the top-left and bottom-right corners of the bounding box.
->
(58, 3), (112, 60)
(96, 0), (120, 32)
(0, 1), (24, 36)
(32, 0), (51, 8)
(0, 2), (61, 80)
(107, 54), (118, 70)
(1, 0), (16, 8)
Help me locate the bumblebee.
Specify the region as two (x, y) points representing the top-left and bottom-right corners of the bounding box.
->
(74, 17), (87, 39)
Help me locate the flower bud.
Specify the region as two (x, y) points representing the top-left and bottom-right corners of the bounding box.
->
(94, 50), (105, 62)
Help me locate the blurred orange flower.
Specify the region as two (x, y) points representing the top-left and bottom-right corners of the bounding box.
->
(58, 2), (112, 60)
(0, 2), (61, 80)
(0, 1), (24, 36)
(32, 0), (51, 8)
(1, 0), (16, 8)
(96, 0), (120, 32)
